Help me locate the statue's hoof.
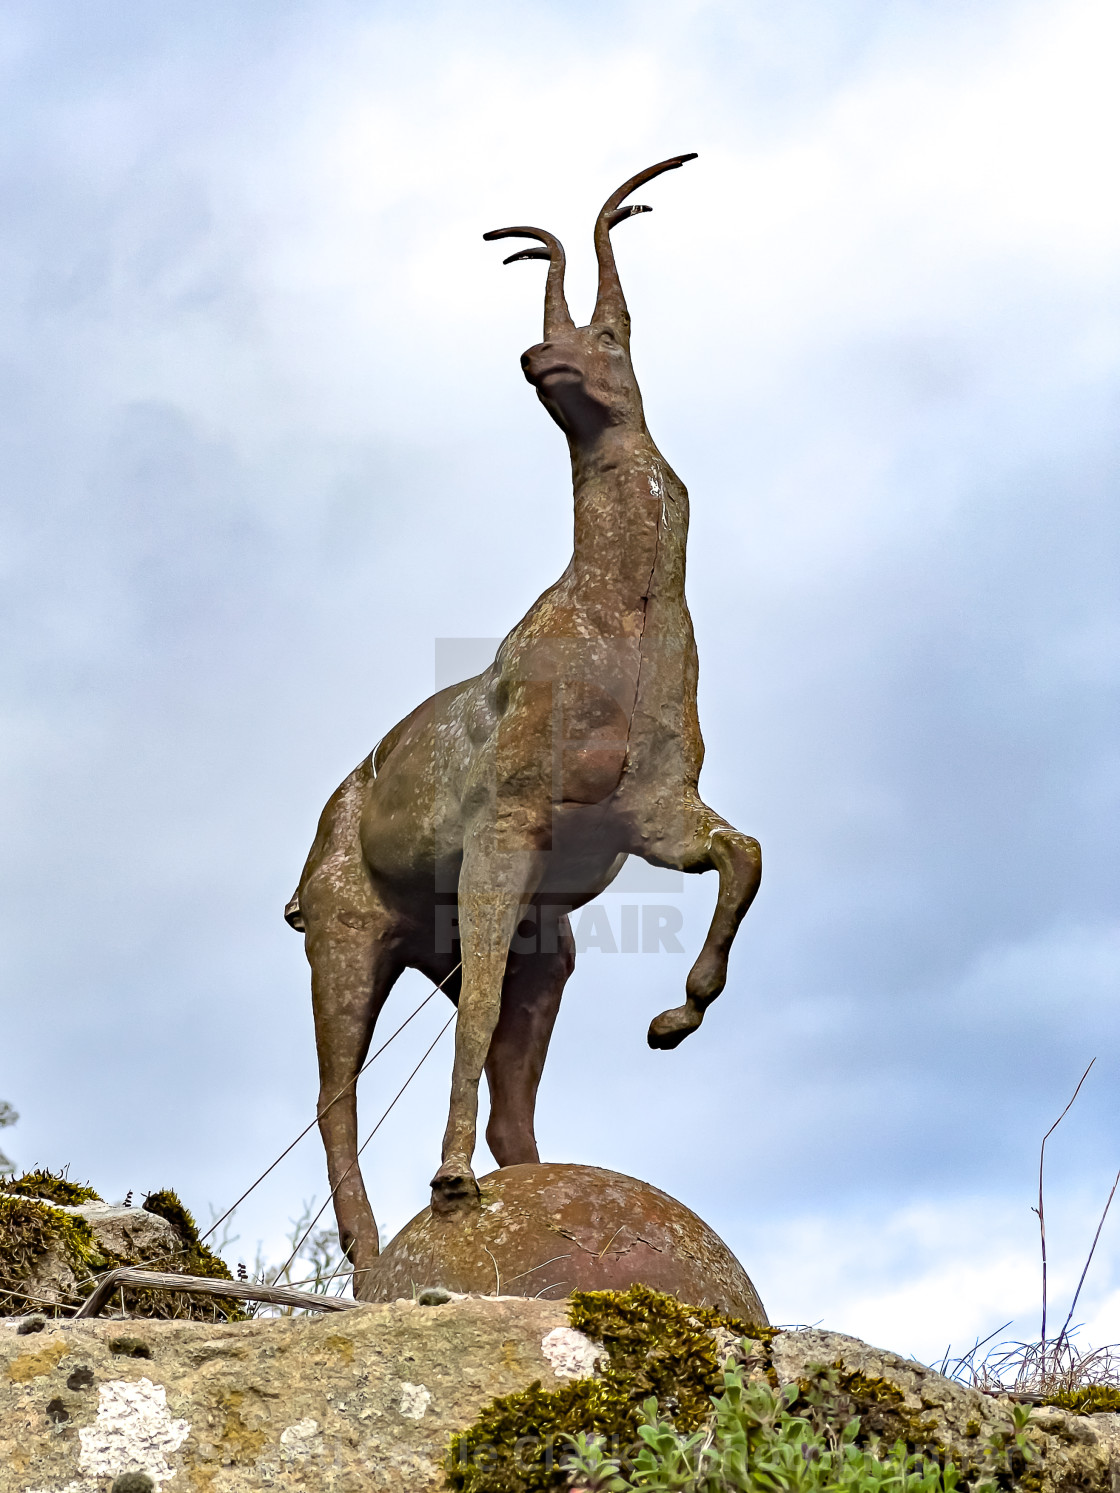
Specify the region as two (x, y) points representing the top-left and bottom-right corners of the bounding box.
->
(647, 1004), (702, 1050)
(430, 1166), (481, 1215)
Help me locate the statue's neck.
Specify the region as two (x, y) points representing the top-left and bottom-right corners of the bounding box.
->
(568, 423), (653, 490)
(568, 425), (677, 606)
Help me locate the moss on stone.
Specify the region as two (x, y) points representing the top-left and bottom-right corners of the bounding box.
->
(126, 1188), (244, 1322)
(821, 1363), (940, 1446)
(832, 1367), (905, 1408)
(0, 1195), (109, 1314)
(1, 1168), (101, 1206)
(0, 1180), (244, 1321)
(449, 1296), (1042, 1493)
(446, 1285), (771, 1493)
(142, 1188), (237, 1285)
(1042, 1386), (1120, 1415)
(142, 1189), (199, 1241)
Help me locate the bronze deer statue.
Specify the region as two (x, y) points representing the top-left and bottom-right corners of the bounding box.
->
(286, 154), (762, 1296)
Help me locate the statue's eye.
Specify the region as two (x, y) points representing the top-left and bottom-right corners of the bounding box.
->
(599, 329), (616, 345)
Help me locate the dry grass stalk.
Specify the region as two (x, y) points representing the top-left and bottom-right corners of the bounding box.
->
(936, 1062), (1119, 1402)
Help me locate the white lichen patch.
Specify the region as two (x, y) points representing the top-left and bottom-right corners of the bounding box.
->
(540, 1326), (606, 1380)
(77, 1377), (189, 1484)
(399, 1382), (432, 1419)
(279, 1416), (320, 1449)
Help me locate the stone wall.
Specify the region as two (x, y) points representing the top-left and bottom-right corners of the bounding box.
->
(3, 1298), (1119, 1493)
(1, 1297), (571, 1492)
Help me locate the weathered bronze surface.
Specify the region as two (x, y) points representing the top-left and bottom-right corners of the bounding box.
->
(368, 1163), (768, 1325)
(288, 155), (762, 1297)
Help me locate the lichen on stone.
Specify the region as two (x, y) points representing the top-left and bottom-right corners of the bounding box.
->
(77, 1377), (190, 1484)
(539, 1327), (605, 1381)
(401, 1382), (434, 1419)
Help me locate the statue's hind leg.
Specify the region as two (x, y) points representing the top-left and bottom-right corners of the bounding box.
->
(484, 908), (575, 1165)
(630, 795), (761, 1050)
(296, 761), (404, 1299)
(303, 904), (403, 1298)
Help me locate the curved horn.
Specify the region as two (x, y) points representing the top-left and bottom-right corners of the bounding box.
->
(592, 153), (697, 338)
(483, 225), (575, 339)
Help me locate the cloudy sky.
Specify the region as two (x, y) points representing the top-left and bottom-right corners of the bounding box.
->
(2, 0), (1118, 1360)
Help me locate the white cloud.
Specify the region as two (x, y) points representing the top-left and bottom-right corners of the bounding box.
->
(741, 1190), (1120, 1364)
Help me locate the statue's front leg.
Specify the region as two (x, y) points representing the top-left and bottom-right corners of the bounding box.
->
(630, 796), (762, 1049)
(430, 822), (546, 1213)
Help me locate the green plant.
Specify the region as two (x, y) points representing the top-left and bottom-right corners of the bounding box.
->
(561, 1368), (963, 1493)
(448, 1291), (1038, 1493)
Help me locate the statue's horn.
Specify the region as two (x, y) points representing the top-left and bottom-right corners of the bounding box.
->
(483, 226), (575, 339)
(591, 153), (697, 340)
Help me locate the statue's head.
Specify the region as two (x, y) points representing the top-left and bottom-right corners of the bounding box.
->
(485, 155), (696, 446)
(518, 320), (643, 444)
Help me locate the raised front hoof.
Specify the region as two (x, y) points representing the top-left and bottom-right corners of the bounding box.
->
(647, 1003), (703, 1050)
(429, 1165), (481, 1216)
